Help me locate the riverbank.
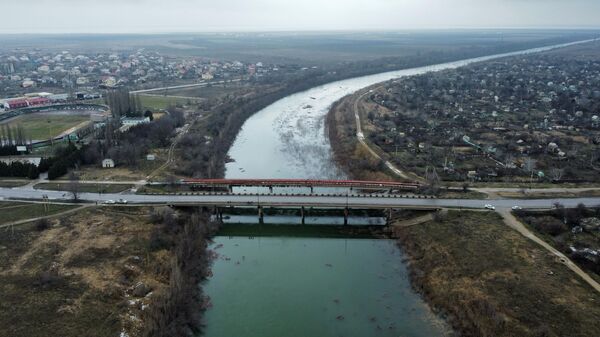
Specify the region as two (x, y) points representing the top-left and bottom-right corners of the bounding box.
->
(0, 205), (220, 337)
(327, 91), (394, 181)
(393, 210), (600, 337)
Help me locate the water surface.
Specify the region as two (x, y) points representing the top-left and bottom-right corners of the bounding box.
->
(202, 236), (449, 337)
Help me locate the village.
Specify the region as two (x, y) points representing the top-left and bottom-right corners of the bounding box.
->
(361, 43), (600, 183)
(0, 47), (286, 101)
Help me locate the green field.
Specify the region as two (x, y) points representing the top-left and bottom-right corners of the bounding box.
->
(0, 202), (79, 225)
(139, 95), (197, 110)
(2, 114), (90, 140)
(0, 180), (29, 188)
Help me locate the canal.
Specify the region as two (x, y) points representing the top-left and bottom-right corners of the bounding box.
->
(202, 39), (594, 336)
(202, 235), (449, 337)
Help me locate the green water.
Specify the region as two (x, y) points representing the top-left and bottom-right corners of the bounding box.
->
(201, 236), (449, 337)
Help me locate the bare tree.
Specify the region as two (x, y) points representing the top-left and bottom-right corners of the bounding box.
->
(504, 153), (515, 168)
(523, 157), (537, 188)
(550, 167), (564, 182)
(67, 170), (81, 202)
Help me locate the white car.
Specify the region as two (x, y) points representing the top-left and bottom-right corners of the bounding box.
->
(512, 205), (522, 210)
(117, 199), (128, 204)
(104, 200), (116, 204)
(484, 204), (496, 210)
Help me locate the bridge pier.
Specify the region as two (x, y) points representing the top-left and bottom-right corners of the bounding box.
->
(310, 186), (314, 194)
(343, 207), (349, 225)
(386, 208), (393, 225)
(269, 186), (273, 193)
(228, 185), (233, 193)
(301, 206), (305, 225)
(258, 206), (264, 224)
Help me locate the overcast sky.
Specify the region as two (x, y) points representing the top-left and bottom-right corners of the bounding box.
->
(3, 0), (600, 34)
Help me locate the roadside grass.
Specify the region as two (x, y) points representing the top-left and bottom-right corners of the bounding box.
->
(74, 156), (166, 182)
(0, 202), (78, 225)
(0, 180), (29, 188)
(0, 207), (166, 337)
(395, 210), (600, 337)
(436, 189), (488, 199)
(515, 209), (600, 284)
(34, 183), (133, 194)
(1, 114), (90, 140)
(496, 190), (600, 199)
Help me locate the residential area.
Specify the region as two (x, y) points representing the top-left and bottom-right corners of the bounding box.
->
(358, 42), (600, 183)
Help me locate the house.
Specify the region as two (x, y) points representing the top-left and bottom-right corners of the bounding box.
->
(102, 159), (115, 168)
(146, 154), (156, 161)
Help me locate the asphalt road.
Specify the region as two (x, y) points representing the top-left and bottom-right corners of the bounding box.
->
(2, 187), (600, 210)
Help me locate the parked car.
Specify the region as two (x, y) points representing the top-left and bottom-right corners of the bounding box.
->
(117, 199), (128, 204)
(512, 205), (522, 210)
(484, 204), (496, 210)
(104, 200), (116, 204)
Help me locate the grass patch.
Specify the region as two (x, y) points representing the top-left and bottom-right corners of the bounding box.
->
(34, 183), (133, 194)
(1, 114), (90, 140)
(497, 190), (600, 199)
(0, 180), (29, 188)
(138, 95), (195, 110)
(395, 210), (600, 337)
(0, 202), (78, 225)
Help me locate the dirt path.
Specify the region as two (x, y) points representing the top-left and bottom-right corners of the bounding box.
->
(351, 86), (425, 182)
(146, 123), (191, 181)
(498, 209), (600, 293)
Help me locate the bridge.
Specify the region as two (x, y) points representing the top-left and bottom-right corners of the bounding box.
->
(2, 185), (600, 225)
(180, 178), (422, 192)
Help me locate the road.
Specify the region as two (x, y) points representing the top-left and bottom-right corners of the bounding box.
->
(2, 186), (600, 210)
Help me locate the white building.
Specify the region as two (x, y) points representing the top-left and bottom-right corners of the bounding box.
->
(102, 159), (115, 168)
(121, 117), (151, 126)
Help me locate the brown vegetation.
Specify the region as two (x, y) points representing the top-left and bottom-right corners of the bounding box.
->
(394, 211), (600, 337)
(0, 206), (220, 337)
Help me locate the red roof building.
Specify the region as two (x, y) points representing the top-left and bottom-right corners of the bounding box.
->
(6, 99), (29, 109)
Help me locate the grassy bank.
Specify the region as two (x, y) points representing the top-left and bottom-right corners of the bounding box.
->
(394, 210), (600, 337)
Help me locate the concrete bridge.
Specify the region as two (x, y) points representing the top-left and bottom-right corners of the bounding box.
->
(2, 186), (600, 225)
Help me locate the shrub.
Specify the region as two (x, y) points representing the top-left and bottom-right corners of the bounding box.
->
(35, 218), (52, 231)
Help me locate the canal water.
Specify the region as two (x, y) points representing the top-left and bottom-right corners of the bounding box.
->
(202, 236), (449, 337)
(203, 39), (596, 336)
(224, 39), (595, 180)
